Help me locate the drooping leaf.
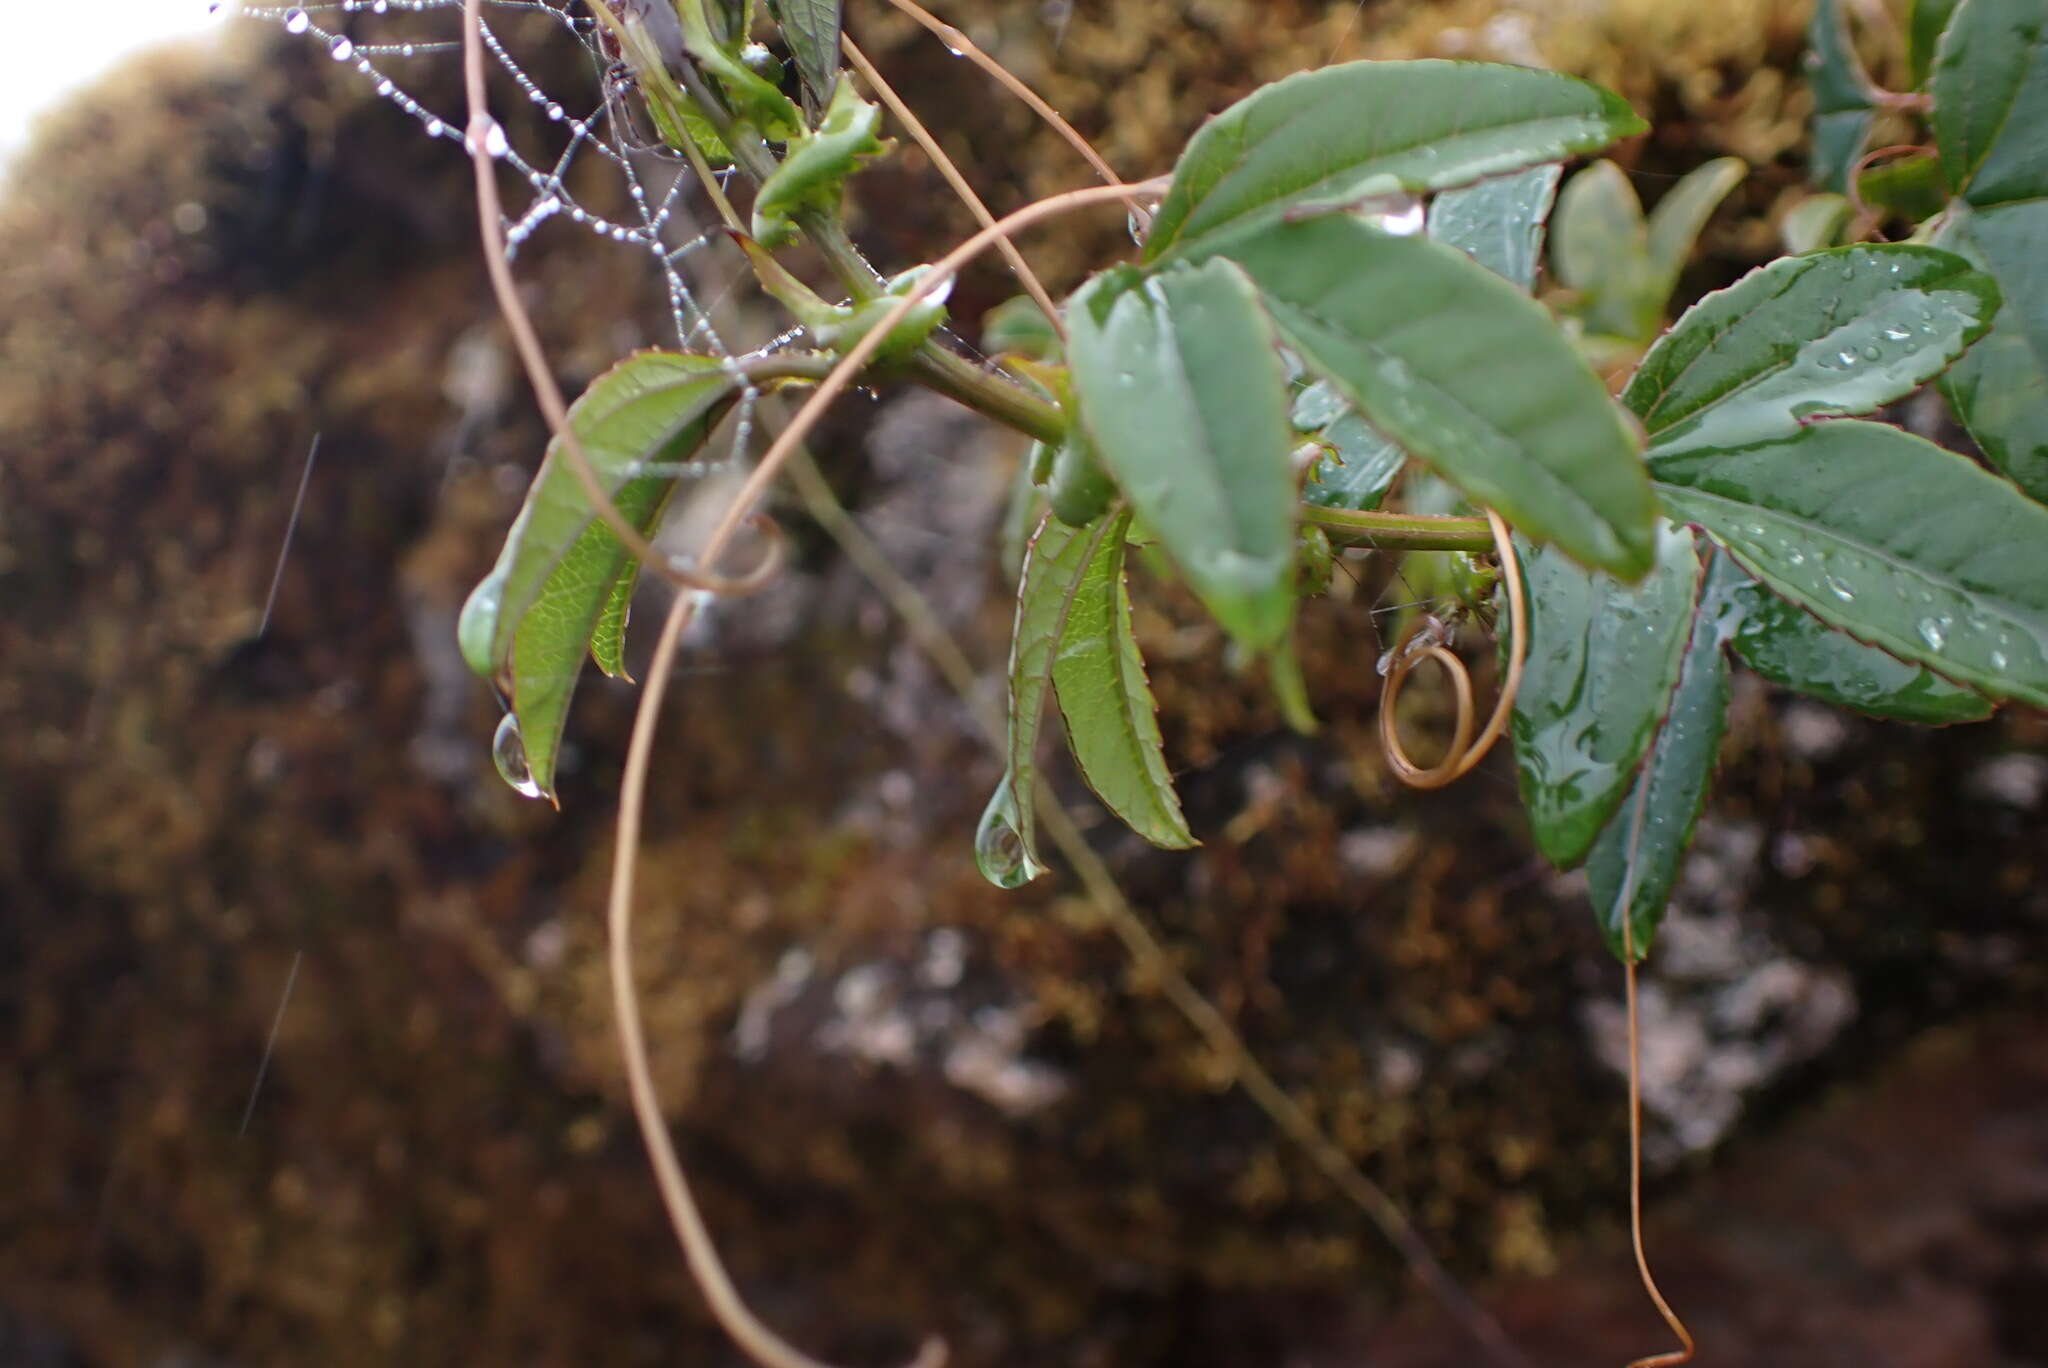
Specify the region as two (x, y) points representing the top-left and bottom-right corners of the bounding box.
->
(1427, 162), (1563, 292)
(1806, 0), (1879, 192)
(1932, 0), (2048, 205)
(976, 513), (1121, 887)
(1293, 380), (1405, 514)
(1623, 244), (2001, 455)
(1651, 419), (2048, 707)
(1644, 156), (1746, 300)
(1050, 511), (1197, 849)
(456, 352), (738, 798)
(1716, 563), (1993, 723)
(1214, 214), (1657, 577)
(1510, 523), (1703, 869)
(1911, 0), (1965, 86)
(1143, 60), (1644, 263)
(1551, 159), (1653, 339)
(1585, 545), (1731, 961)
(1065, 258), (1299, 654)
(765, 0), (843, 120)
(459, 351), (738, 683)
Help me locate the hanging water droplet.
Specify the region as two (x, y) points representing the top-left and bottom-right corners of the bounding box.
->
(283, 6), (310, 33)
(329, 35), (355, 61)
(425, 117), (445, 138)
(974, 785), (1043, 888)
(1917, 616), (1947, 651)
(545, 102), (564, 121)
(376, 78), (394, 96)
(492, 713), (546, 799)
(481, 118), (510, 159)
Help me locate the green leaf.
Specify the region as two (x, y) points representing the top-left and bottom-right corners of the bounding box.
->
(1941, 200), (2048, 364)
(1585, 546), (1731, 961)
(1623, 244), (2001, 455)
(1911, 0), (1965, 86)
(1552, 159), (1654, 339)
(1650, 419), (2048, 708)
(765, 0), (843, 119)
(589, 563), (640, 680)
(1716, 562), (1993, 723)
(976, 513), (1121, 887)
(1941, 323), (2048, 504)
(751, 77), (887, 246)
(1293, 381), (1404, 514)
(1215, 214), (1656, 578)
(1644, 157), (1746, 300)
(1427, 162), (1563, 292)
(1781, 193), (1855, 255)
(1932, 0), (2048, 204)
(1066, 258), (1299, 654)
(1143, 60), (1644, 263)
(1510, 523), (1703, 869)
(456, 352), (737, 799)
(1853, 154), (1950, 222)
(1050, 510), (1197, 849)
(1806, 0), (1878, 192)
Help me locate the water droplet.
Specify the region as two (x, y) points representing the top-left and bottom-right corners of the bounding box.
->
(974, 786), (1043, 888)
(1917, 617), (1947, 651)
(1884, 326), (1911, 341)
(481, 118), (509, 158)
(545, 102), (564, 121)
(425, 117), (445, 138)
(1836, 350), (1858, 366)
(329, 35), (354, 61)
(1861, 344), (1881, 361)
(1990, 649), (2011, 671)
(492, 713), (545, 799)
(376, 78), (394, 96)
(1824, 574), (1856, 603)
(283, 6), (310, 33)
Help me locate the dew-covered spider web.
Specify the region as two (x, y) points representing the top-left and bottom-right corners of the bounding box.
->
(240, 0), (803, 474)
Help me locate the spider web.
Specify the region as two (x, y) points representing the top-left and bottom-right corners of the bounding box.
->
(240, 0), (797, 473)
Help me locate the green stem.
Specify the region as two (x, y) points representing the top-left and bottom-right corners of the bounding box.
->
(1303, 506), (1497, 552)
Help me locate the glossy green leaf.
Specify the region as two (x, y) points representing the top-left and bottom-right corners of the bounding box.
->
(976, 513), (1121, 887)
(1066, 258), (1298, 653)
(1806, 0), (1878, 191)
(1623, 244), (2000, 455)
(1143, 60), (1644, 262)
(1717, 563), (1993, 723)
(1051, 510), (1197, 849)
(1586, 548), (1731, 962)
(1932, 0), (2048, 205)
(1651, 419), (2048, 708)
(1293, 380), (1404, 513)
(1645, 156), (1746, 298)
(1427, 162), (1563, 292)
(750, 78), (886, 246)
(1911, 0), (1965, 86)
(1942, 200), (2048, 363)
(456, 352), (737, 799)
(1216, 214), (1656, 577)
(765, 0), (843, 119)
(1510, 523), (1702, 869)
(1781, 193), (1855, 255)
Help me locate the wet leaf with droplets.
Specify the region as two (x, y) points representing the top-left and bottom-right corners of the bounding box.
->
(457, 351), (739, 800)
(1715, 558), (1991, 724)
(1143, 60), (1643, 263)
(1427, 162), (1562, 293)
(1066, 258), (1299, 655)
(977, 514), (1123, 888)
(1624, 244), (2000, 456)
(1215, 214), (1657, 578)
(1652, 419), (2048, 708)
(1509, 523), (1702, 869)
(1585, 544), (1732, 962)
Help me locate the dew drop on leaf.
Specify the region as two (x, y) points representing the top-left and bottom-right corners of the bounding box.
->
(493, 713), (545, 800)
(1917, 616), (1948, 651)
